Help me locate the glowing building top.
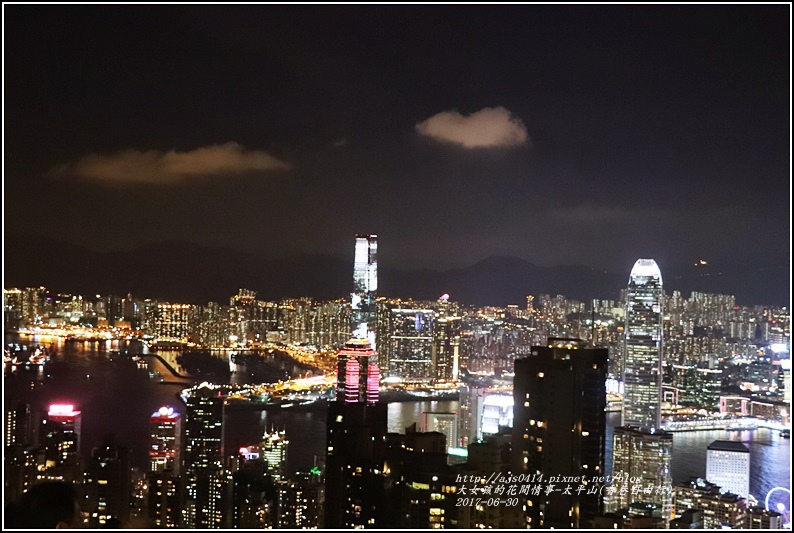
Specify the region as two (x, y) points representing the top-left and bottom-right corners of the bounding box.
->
(352, 234), (377, 346)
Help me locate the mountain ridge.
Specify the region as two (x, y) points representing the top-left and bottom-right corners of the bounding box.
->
(4, 234), (788, 307)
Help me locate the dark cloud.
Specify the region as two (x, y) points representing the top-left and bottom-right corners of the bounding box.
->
(51, 142), (291, 184)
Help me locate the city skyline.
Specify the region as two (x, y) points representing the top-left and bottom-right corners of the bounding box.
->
(4, 5), (789, 305)
(3, 4), (791, 530)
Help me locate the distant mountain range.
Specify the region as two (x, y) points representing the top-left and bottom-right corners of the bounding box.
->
(4, 234), (789, 307)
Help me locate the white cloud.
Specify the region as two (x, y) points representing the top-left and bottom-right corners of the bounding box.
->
(416, 106), (529, 148)
(53, 142), (291, 184)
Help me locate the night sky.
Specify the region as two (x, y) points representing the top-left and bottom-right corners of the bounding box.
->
(4, 6), (790, 286)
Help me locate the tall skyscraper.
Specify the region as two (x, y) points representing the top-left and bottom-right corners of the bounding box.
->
(706, 440), (750, 498)
(325, 339), (387, 528)
(623, 258), (664, 430)
(41, 404), (82, 482)
(609, 259), (674, 523)
(183, 384), (226, 529)
(512, 338), (608, 528)
(148, 406), (183, 528)
(351, 234), (378, 347)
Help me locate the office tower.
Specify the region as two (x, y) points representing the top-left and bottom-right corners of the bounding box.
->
(148, 406), (183, 528)
(154, 303), (193, 344)
(183, 384), (226, 528)
(336, 339), (380, 404)
(433, 315), (461, 382)
(480, 393), (513, 436)
(84, 441), (131, 528)
(150, 406), (182, 474)
(325, 340), (388, 528)
(458, 385), (486, 447)
(352, 234), (378, 346)
(418, 411), (458, 451)
(610, 260), (673, 522)
(673, 478), (747, 529)
(276, 471), (324, 529)
(623, 258), (664, 430)
(512, 338), (608, 528)
(384, 307), (435, 381)
(706, 440), (750, 498)
(41, 404), (82, 482)
(261, 429), (288, 481)
(5, 402), (33, 447)
(607, 426), (673, 520)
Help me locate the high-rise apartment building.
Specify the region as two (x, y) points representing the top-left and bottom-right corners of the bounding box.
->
(154, 303), (193, 345)
(352, 234), (378, 346)
(512, 338), (608, 528)
(706, 440), (750, 498)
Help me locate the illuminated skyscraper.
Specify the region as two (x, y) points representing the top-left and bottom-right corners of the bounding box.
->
(512, 338), (608, 528)
(183, 384), (226, 528)
(623, 259), (664, 430)
(150, 406), (182, 474)
(609, 260), (673, 523)
(351, 234), (377, 346)
(148, 406), (183, 528)
(261, 429), (288, 481)
(42, 404), (82, 482)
